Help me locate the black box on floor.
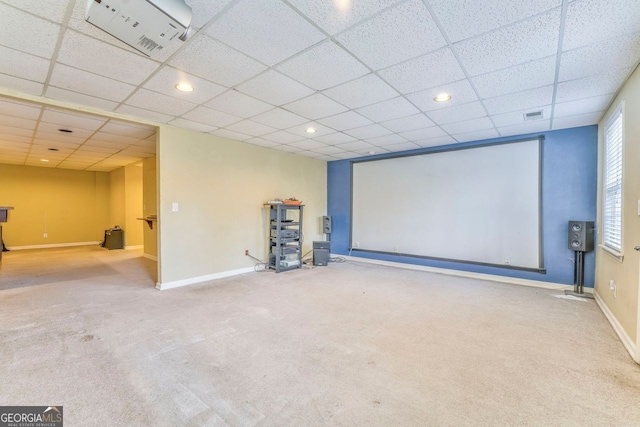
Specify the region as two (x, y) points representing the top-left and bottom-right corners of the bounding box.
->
(313, 241), (330, 266)
(103, 227), (124, 250)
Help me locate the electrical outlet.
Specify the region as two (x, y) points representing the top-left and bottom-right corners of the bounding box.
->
(43, 233), (48, 238)
(171, 202), (179, 212)
(504, 257), (511, 265)
(609, 280), (617, 297)
(393, 246), (398, 252)
(355, 241), (360, 248)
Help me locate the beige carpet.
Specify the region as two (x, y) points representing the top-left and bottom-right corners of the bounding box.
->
(0, 246), (639, 426)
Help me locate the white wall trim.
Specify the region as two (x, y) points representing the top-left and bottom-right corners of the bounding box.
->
(142, 253), (157, 262)
(156, 266), (255, 291)
(7, 241), (101, 250)
(342, 255), (590, 292)
(594, 292), (637, 362)
(125, 245), (144, 250)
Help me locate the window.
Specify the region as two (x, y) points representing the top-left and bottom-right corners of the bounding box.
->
(603, 103), (624, 254)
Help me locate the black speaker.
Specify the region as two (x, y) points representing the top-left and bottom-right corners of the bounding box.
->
(313, 241), (330, 266)
(322, 216), (332, 234)
(568, 221), (594, 252)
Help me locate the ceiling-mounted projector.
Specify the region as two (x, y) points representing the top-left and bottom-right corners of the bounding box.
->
(85, 0), (192, 57)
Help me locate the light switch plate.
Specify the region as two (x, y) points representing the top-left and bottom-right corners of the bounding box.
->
(172, 202), (179, 212)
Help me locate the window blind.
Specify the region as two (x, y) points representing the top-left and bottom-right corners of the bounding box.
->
(603, 104), (623, 253)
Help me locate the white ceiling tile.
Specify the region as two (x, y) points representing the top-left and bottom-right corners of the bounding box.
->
(57, 30), (160, 85)
(356, 97), (419, 122)
(0, 115), (36, 130)
(379, 48), (466, 94)
(207, 0), (325, 66)
(251, 108), (308, 129)
(322, 74), (398, 109)
(491, 105), (552, 127)
(225, 120), (278, 137)
(331, 151), (361, 160)
(553, 95), (613, 118)
(89, 132), (139, 145)
(41, 108), (106, 131)
(2, 0), (69, 23)
(483, 86), (554, 115)
(210, 129), (252, 142)
(0, 133), (31, 144)
(406, 79), (478, 112)
(552, 112), (602, 130)
(49, 63), (136, 102)
(312, 145), (348, 155)
(277, 41), (369, 90)
(205, 90), (273, 118)
(555, 68), (631, 103)
(45, 87), (119, 111)
(430, 0), (561, 42)
(471, 56), (557, 98)
(115, 105), (174, 123)
(563, 0), (640, 50)
(125, 89), (197, 117)
(287, 139), (329, 151)
(441, 117), (494, 134)
(335, 141), (377, 152)
(143, 66), (227, 104)
(317, 111), (372, 131)
(0, 124), (32, 138)
(381, 142), (421, 152)
(0, 3), (61, 58)
(497, 120), (551, 137)
(363, 134), (408, 146)
(414, 135), (457, 147)
(102, 120), (155, 137)
(0, 74), (44, 95)
(312, 132), (357, 145)
(168, 118), (218, 133)
(452, 128), (500, 143)
(37, 122), (94, 139)
(283, 94), (348, 120)
(0, 99), (41, 120)
(287, 0), (403, 35)
(169, 35), (267, 87)
(336, 0), (447, 70)
(400, 126), (447, 141)
(261, 130), (306, 144)
(76, 146), (120, 154)
(181, 106), (242, 128)
(0, 45), (50, 82)
(354, 147), (390, 156)
(286, 121), (335, 138)
(454, 9), (561, 76)
(235, 70), (315, 106)
(271, 144), (305, 153)
(559, 33), (640, 82)
(245, 137), (281, 148)
(344, 124), (393, 139)
(426, 101), (487, 125)
(186, 0), (235, 29)
(380, 114), (435, 133)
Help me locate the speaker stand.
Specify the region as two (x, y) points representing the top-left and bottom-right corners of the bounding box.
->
(565, 251), (594, 299)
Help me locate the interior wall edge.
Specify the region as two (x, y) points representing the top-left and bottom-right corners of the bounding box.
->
(594, 292), (638, 364)
(7, 241), (102, 250)
(155, 266), (256, 291)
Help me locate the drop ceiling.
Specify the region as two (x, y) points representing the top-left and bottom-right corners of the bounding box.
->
(0, 0), (639, 168)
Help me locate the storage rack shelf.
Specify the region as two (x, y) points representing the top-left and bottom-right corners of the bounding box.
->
(266, 203), (303, 273)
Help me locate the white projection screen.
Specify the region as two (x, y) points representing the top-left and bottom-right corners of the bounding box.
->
(351, 138), (543, 271)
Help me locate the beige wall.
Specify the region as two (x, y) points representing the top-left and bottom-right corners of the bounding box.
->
(157, 125), (327, 285)
(142, 156), (157, 259)
(595, 65), (640, 359)
(0, 164), (110, 246)
(108, 164), (143, 247)
(109, 167), (125, 228)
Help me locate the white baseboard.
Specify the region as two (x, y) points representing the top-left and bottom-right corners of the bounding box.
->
(7, 241), (101, 250)
(156, 266), (255, 291)
(125, 245), (143, 250)
(341, 255), (588, 292)
(594, 292), (637, 362)
(142, 253), (157, 262)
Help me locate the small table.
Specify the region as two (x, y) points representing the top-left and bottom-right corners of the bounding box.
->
(0, 206), (15, 263)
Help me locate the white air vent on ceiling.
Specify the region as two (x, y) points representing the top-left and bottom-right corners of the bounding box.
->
(85, 0), (192, 57)
(523, 110), (544, 121)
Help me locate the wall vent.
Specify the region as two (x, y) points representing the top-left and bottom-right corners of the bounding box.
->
(523, 110), (544, 121)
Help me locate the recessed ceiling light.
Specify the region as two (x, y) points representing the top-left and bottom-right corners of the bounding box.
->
(175, 83), (194, 92)
(305, 127), (317, 134)
(40, 159), (49, 162)
(58, 128), (73, 133)
(48, 148), (59, 152)
(433, 93), (452, 102)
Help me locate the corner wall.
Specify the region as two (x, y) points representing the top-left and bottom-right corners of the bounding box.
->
(595, 65), (640, 361)
(156, 125), (327, 287)
(108, 163), (143, 247)
(328, 126), (598, 287)
(142, 156), (157, 259)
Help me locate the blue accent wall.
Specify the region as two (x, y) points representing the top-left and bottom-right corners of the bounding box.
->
(327, 126), (598, 287)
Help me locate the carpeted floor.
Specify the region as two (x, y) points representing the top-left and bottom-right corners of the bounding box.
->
(0, 246), (639, 426)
